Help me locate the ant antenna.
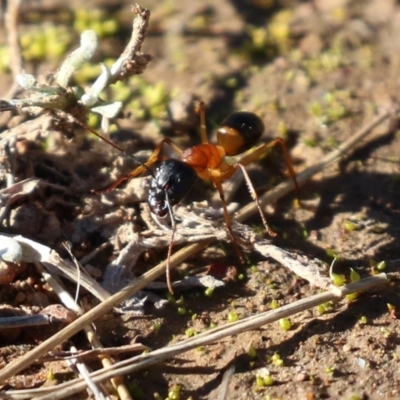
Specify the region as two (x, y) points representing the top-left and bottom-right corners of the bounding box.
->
(165, 190), (177, 294)
(62, 112), (156, 179)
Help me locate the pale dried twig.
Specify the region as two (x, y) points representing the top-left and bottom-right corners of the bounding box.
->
(66, 347), (106, 400)
(39, 344), (149, 362)
(218, 364), (235, 400)
(234, 222), (332, 289)
(0, 239), (210, 384)
(34, 261), (131, 400)
(108, 4), (152, 83)
(0, 234), (111, 301)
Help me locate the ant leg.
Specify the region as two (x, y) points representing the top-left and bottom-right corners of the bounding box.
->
(102, 175), (130, 192)
(237, 164), (276, 237)
(126, 138), (184, 179)
(196, 101), (209, 144)
(104, 138), (184, 192)
(235, 137), (301, 201)
(212, 178), (245, 262)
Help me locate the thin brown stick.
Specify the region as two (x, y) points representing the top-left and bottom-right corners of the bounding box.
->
(4, 0), (22, 99)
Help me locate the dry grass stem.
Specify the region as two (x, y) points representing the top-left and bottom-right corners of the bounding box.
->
(218, 365), (235, 400)
(66, 347), (106, 400)
(0, 239), (205, 384)
(39, 344), (148, 362)
(1, 274), (387, 399)
(6, 235), (111, 301)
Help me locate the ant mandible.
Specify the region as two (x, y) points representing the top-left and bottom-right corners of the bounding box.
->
(104, 102), (301, 294)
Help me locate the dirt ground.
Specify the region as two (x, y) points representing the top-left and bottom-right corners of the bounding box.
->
(1, 0), (400, 399)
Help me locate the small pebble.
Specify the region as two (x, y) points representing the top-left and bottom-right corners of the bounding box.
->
(0, 261), (16, 284)
(14, 292), (26, 304)
(295, 372), (309, 382)
(84, 264), (102, 278)
(342, 343), (352, 352)
(32, 291), (50, 307)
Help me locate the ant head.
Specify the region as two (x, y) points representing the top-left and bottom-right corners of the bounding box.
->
(148, 159), (197, 217)
(217, 112), (265, 156)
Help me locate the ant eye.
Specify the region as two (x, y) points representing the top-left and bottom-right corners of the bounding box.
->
(148, 159), (197, 217)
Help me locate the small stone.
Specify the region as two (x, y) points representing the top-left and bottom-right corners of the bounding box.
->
(84, 264), (102, 278)
(40, 304), (76, 324)
(299, 33), (323, 57)
(0, 261), (16, 284)
(342, 343), (352, 352)
(14, 292), (26, 304)
(32, 291), (50, 308)
(295, 372), (309, 382)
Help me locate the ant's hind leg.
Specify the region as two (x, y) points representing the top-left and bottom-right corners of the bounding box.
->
(237, 164), (276, 237)
(234, 137), (301, 201)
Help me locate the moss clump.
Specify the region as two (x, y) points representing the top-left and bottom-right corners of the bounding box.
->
(74, 9), (118, 38)
(21, 25), (71, 62)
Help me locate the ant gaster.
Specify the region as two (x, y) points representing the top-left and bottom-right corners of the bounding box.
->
(99, 102), (301, 294)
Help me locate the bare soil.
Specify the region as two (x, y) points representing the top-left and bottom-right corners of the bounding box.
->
(1, 1), (400, 399)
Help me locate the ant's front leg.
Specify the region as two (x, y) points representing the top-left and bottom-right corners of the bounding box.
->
(126, 138), (184, 180)
(105, 138), (184, 191)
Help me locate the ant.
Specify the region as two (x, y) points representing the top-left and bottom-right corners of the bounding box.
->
(95, 102), (301, 294)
